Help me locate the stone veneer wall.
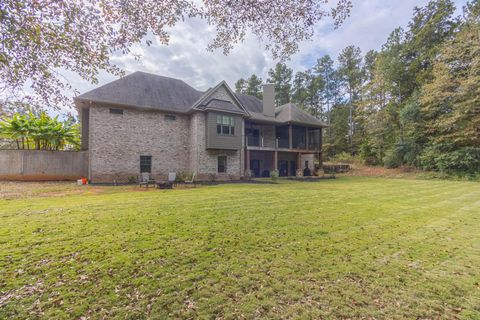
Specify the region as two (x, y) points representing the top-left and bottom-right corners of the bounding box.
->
(189, 111), (242, 180)
(88, 106), (190, 183)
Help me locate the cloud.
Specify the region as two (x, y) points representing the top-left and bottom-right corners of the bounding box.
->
(66, 0), (468, 113)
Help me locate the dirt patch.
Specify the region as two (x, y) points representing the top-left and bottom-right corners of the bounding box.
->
(0, 181), (113, 199)
(345, 165), (421, 178)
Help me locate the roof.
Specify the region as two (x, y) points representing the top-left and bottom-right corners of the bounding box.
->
(234, 93), (263, 113)
(75, 71), (327, 127)
(197, 98), (243, 114)
(191, 81), (250, 116)
(275, 103), (328, 128)
(75, 71), (203, 113)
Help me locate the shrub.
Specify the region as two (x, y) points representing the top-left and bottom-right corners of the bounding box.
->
(383, 148), (402, 168)
(176, 171), (193, 182)
(244, 169), (254, 180)
(420, 145), (480, 174)
(270, 170), (279, 181)
(208, 173), (217, 182)
(127, 176), (137, 184)
(330, 151), (355, 163)
(359, 142), (381, 166)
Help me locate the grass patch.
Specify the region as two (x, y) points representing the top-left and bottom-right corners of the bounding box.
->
(1, 177), (479, 319)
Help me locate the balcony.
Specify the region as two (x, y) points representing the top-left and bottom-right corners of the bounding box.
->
(245, 123), (321, 152)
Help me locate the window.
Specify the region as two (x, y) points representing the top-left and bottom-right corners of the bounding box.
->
(216, 115), (235, 135)
(109, 108), (124, 114)
(218, 156), (227, 173)
(140, 156), (152, 173)
(165, 114), (176, 121)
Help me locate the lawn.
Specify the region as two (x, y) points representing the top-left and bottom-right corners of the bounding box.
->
(0, 177), (479, 319)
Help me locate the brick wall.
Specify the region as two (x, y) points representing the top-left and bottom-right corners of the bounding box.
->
(88, 106), (191, 183)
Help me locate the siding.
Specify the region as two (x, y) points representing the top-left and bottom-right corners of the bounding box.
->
(205, 112), (242, 150)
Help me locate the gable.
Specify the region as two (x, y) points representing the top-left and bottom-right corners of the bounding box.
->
(192, 82), (250, 116)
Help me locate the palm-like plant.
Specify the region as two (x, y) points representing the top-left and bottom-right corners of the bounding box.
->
(0, 112), (80, 150)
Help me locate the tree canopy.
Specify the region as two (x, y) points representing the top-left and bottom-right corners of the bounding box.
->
(0, 0), (352, 106)
(0, 112), (80, 151)
(234, 0), (479, 175)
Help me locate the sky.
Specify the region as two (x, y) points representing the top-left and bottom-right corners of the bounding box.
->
(66, 0), (467, 112)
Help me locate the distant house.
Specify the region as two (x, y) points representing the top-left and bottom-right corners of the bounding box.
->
(74, 71), (327, 183)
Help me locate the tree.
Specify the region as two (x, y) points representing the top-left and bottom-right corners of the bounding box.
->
(245, 75), (263, 99)
(235, 79), (247, 94)
(404, 0), (458, 92)
(0, 112), (80, 150)
(267, 63), (293, 106)
(338, 45), (363, 152)
(0, 0), (352, 106)
(314, 55), (340, 136)
(419, 1), (480, 173)
(292, 72), (310, 107)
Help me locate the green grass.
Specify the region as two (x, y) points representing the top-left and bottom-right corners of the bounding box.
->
(1, 177), (479, 319)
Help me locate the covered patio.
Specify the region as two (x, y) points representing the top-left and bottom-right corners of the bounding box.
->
(246, 150), (317, 177)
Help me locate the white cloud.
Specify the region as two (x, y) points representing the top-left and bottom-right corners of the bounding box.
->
(65, 0), (467, 113)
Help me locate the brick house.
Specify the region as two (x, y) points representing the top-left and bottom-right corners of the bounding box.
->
(75, 71), (327, 183)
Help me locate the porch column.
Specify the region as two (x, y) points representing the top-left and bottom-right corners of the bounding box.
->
(297, 153), (302, 170)
(273, 151), (278, 170)
(319, 129), (323, 166)
(289, 125), (293, 149)
(305, 127), (309, 150)
(246, 150), (251, 171)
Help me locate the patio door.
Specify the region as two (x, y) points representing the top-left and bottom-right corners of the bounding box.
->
(250, 160), (260, 177)
(278, 160), (288, 177)
(289, 161), (296, 176)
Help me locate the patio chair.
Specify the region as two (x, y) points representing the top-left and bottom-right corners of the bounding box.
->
(184, 172), (196, 187)
(157, 172), (177, 189)
(138, 172), (156, 188)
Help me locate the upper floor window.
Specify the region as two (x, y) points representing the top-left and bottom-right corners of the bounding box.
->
(109, 108), (123, 115)
(165, 114), (176, 121)
(216, 115), (235, 136)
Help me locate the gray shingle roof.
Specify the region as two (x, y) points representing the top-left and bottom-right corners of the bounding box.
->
(75, 71), (203, 113)
(198, 98), (243, 113)
(275, 103), (327, 128)
(234, 93), (263, 113)
(75, 71), (327, 127)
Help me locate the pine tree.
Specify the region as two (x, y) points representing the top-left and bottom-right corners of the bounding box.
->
(338, 45), (363, 153)
(267, 63), (293, 106)
(234, 78), (247, 94)
(245, 75), (263, 99)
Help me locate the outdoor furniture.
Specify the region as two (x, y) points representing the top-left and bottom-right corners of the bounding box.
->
(184, 172), (196, 186)
(157, 172), (177, 189)
(138, 172), (156, 188)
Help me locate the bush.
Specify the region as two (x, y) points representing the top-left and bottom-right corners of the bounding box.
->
(359, 142), (381, 166)
(383, 148), (402, 168)
(176, 171), (193, 182)
(329, 152), (356, 164)
(420, 145), (480, 174)
(244, 169), (254, 180)
(270, 170), (279, 181)
(127, 176), (137, 184)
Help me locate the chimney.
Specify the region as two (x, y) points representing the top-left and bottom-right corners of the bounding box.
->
(262, 84), (275, 117)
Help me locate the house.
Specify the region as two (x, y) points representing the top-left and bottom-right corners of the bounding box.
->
(74, 71), (327, 183)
